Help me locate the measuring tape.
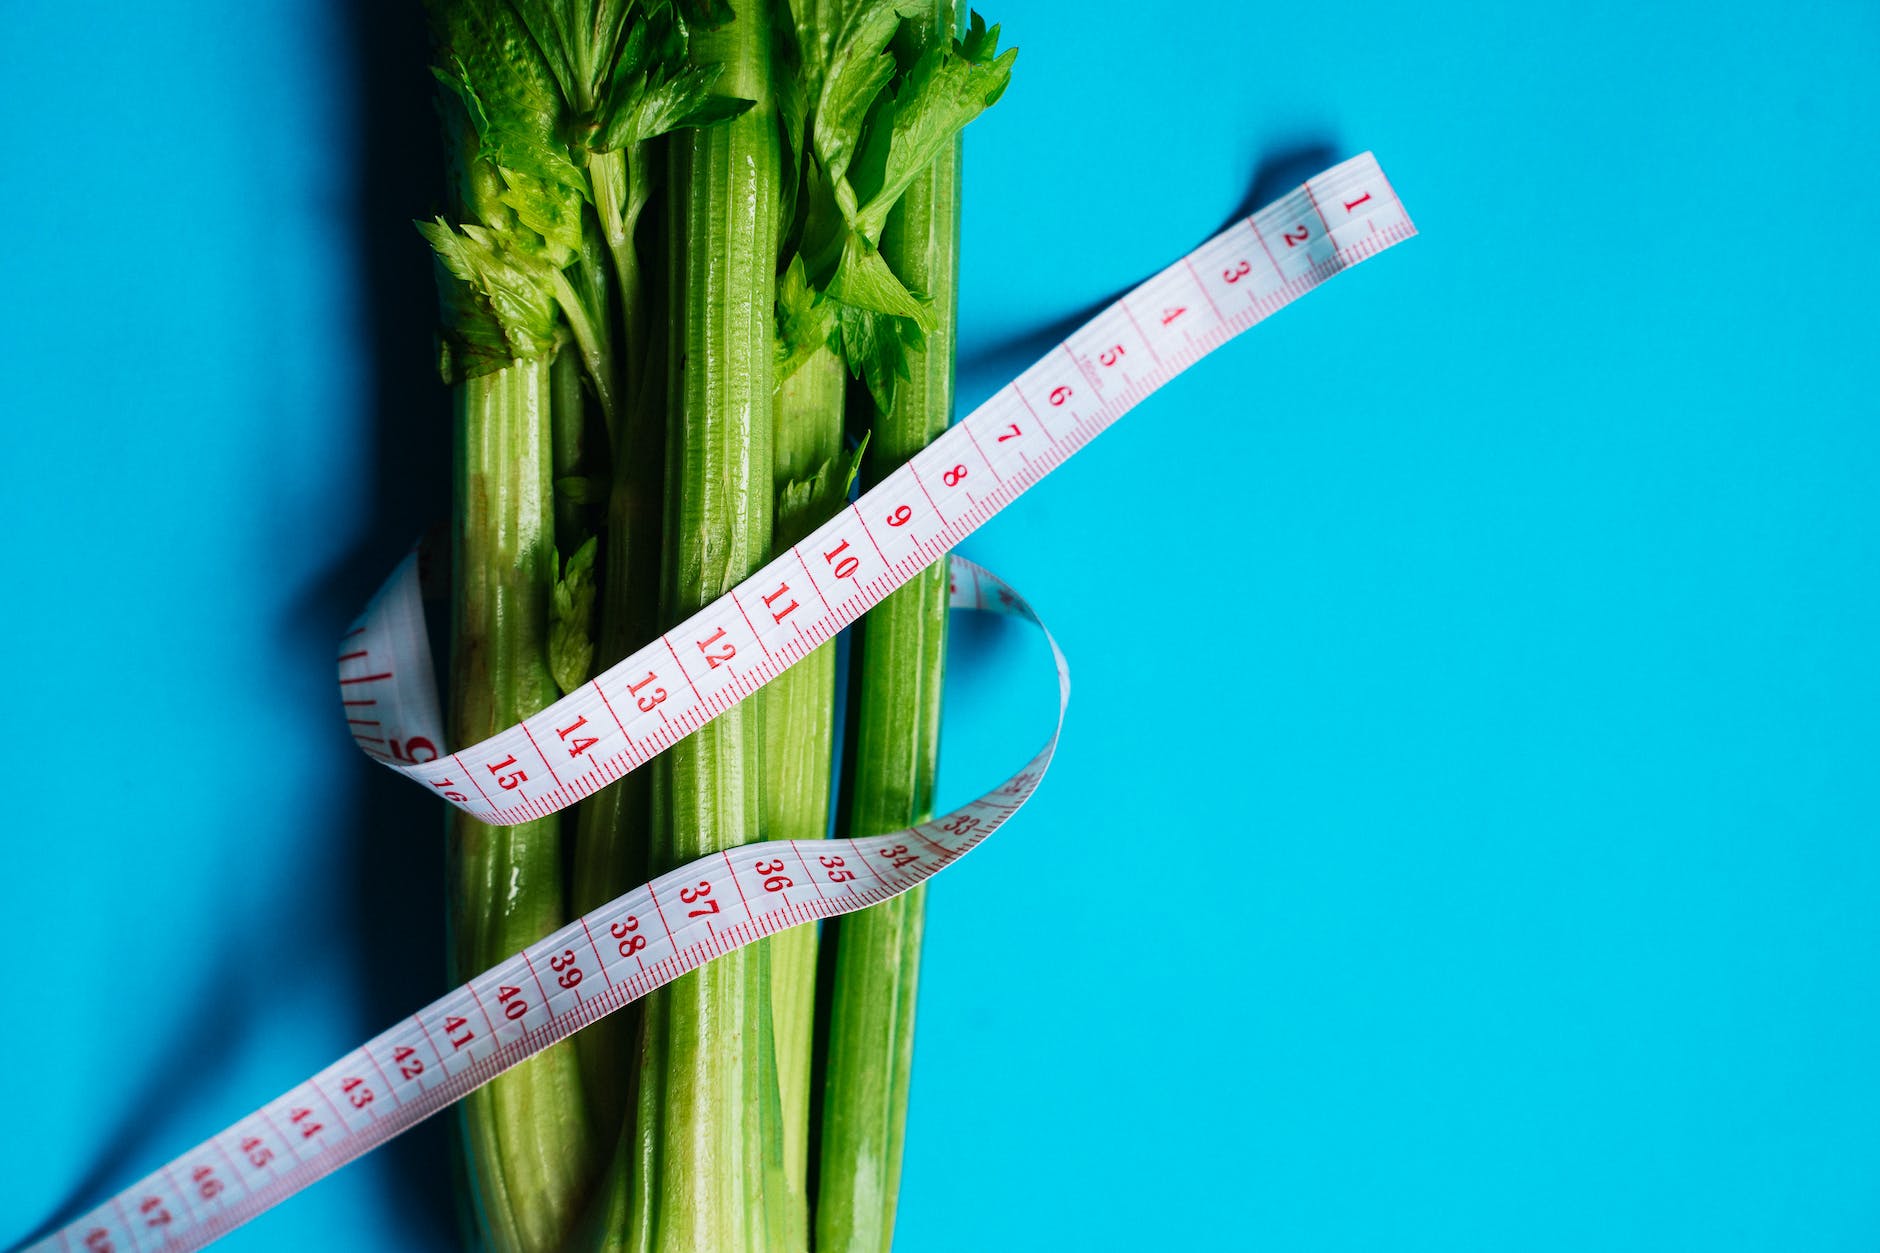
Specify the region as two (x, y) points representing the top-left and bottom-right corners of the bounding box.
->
(24, 153), (1414, 1253)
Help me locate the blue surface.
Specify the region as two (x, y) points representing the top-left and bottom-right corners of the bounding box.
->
(4, 1), (1878, 1249)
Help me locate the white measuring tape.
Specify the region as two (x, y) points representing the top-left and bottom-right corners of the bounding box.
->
(24, 153), (1413, 1253)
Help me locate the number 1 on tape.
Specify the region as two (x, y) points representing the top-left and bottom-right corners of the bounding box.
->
(24, 153), (1414, 1253)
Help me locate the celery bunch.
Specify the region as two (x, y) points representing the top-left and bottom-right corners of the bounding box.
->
(419, 1), (1012, 1248)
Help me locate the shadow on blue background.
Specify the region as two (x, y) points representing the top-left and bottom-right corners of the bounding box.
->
(273, 0), (459, 1241)
(16, 1), (458, 1248)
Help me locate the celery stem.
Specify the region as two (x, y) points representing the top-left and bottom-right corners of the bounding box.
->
(591, 145), (652, 394)
(551, 269), (618, 428)
(626, 3), (788, 1249)
(450, 357), (595, 1253)
(764, 342), (847, 1246)
(816, 6), (963, 1249)
(572, 144), (664, 1135)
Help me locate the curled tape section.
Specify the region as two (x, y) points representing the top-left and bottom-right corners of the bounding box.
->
(31, 558), (1064, 1253)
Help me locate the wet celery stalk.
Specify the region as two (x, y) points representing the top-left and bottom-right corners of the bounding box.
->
(448, 359), (596, 1252)
(424, 2), (664, 1243)
(763, 340), (847, 1240)
(624, 3), (788, 1249)
(816, 5), (968, 1247)
(423, 0), (603, 1240)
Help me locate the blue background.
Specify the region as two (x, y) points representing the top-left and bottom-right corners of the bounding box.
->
(4, 1), (1877, 1248)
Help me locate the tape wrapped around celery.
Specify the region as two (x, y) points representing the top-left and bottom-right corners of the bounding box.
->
(26, 140), (1415, 1253)
(418, 1), (759, 1248)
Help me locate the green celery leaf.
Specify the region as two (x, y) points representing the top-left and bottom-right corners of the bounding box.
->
(782, 0), (839, 106)
(432, 60), (494, 134)
(429, 7), (587, 230)
(837, 427), (870, 497)
(505, 0), (583, 107)
(429, 3), (565, 157)
(498, 167), (583, 261)
(788, 0), (926, 102)
(419, 216), (563, 364)
(600, 68), (755, 150)
(506, 0), (637, 115)
(957, 7), (1002, 61)
(811, 3), (901, 199)
(480, 121), (588, 195)
(549, 536), (601, 695)
(853, 12), (1015, 240)
(774, 464), (831, 547)
(614, 14), (659, 102)
(427, 270), (513, 383)
(843, 78), (896, 222)
(774, 432), (869, 546)
(826, 231), (930, 325)
(596, 8), (754, 151)
(836, 302), (924, 413)
(778, 0), (1009, 411)
(776, 254), (841, 381)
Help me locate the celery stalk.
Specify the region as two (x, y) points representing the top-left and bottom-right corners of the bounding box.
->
(448, 359), (595, 1253)
(571, 136), (664, 1139)
(764, 340), (847, 1242)
(624, 3), (788, 1248)
(816, 6), (965, 1247)
(425, 4), (603, 1244)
